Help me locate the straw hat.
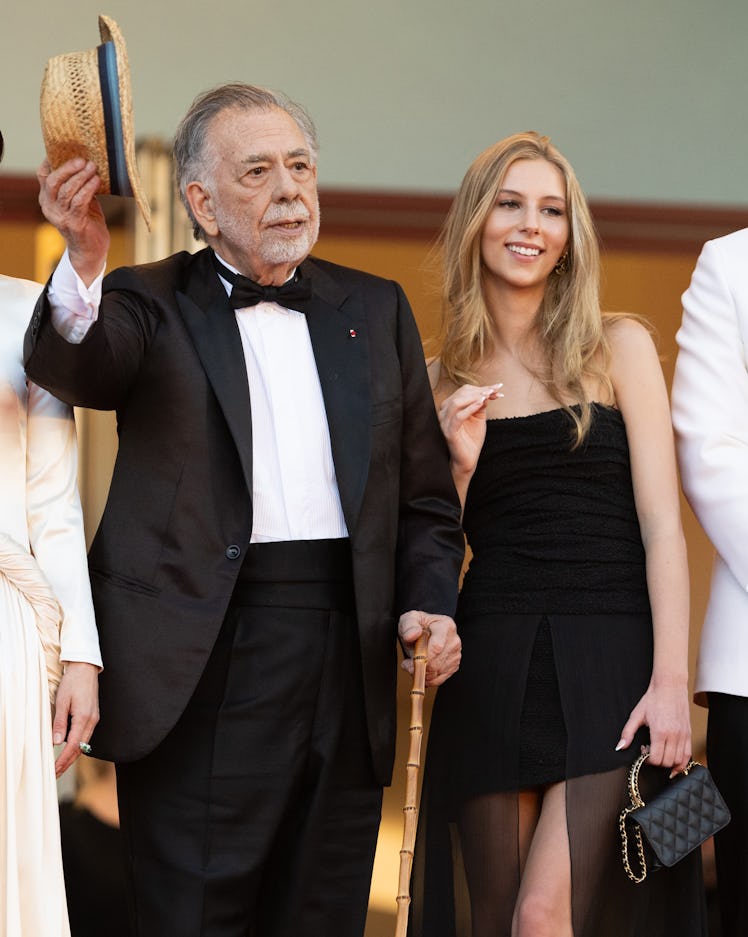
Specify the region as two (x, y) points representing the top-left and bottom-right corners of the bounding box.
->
(40, 14), (151, 228)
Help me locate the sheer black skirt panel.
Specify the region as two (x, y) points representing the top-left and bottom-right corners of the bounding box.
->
(410, 613), (707, 936)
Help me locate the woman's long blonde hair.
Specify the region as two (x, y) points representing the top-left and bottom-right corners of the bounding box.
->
(437, 131), (609, 445)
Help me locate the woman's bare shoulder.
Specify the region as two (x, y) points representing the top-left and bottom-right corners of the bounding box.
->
(603, 312), (656, 351)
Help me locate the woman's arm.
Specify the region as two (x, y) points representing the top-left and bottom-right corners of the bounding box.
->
(608, 317), (692, 772)
(26, 380), (101, 775)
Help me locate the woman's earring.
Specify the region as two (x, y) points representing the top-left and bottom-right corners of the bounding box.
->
(554, 252), (569, 276)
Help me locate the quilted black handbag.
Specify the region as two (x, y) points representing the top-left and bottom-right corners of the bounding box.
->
(618, 751), (731, 883)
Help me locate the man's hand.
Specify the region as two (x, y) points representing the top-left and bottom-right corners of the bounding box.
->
(399, 611), (461, 686)
(38, 157), (110, 286)
(53, 661), (100, 778)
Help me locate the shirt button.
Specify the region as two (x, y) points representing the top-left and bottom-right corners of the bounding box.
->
(225, 545), (241, 560)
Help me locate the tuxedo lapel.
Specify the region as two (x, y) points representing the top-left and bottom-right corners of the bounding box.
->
(176, 250), (253, 496)
(172, 251), (371, 530)
(301, 259), (371, 533)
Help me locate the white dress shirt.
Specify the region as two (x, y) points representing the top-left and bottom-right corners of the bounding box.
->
(48, 250), (348, 543)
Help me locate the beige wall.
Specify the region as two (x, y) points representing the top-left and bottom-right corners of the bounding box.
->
(2, 0), (747, 209)
(0, 221), (37, 279)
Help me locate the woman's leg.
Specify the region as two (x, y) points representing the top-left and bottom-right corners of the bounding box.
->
(459, 784), (571, 937)
(511, 782), (573, 937)
(457, 790), (528, 937)
(457, 768), (632, 937)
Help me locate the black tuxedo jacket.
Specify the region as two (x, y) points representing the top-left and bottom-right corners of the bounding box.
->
(24, 248), (463, 784)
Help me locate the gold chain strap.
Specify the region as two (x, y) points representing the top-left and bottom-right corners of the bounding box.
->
(618, 752), (697, 884)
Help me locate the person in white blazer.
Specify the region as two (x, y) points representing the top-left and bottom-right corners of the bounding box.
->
(672, 226), (748, 937)
(0, 130), (101, 936)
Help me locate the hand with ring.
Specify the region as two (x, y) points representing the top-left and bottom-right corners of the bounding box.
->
(52, 662), (100, 777)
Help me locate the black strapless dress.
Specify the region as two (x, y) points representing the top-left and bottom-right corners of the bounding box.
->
(410, 405), (707, 937)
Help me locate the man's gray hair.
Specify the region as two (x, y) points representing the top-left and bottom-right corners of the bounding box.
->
(173, 83), (319, 241)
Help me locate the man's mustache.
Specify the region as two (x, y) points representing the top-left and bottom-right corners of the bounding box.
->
(262, 201), (312, 224)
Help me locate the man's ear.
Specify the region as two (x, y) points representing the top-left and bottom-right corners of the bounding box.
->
(185, 181), (219, 237)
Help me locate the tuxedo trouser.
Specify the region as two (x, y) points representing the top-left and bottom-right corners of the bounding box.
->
(707, 691), (748, 937)
(116, 539), (383, 937)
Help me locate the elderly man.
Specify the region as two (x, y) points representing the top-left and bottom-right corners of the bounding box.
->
(24, 83), (464, 937)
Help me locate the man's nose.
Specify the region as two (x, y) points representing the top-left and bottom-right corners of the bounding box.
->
(272, 166), (300, 200)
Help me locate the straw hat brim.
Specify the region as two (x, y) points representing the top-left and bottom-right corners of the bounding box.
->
(40, 15), (151, 229)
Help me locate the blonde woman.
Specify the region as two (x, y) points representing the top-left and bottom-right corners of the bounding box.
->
(411, 132), (706, 936)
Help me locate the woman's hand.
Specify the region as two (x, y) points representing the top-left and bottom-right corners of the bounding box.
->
(438, 383), (503, 479)
(52, 662), (100, 778)
(616, 677), (692, 774)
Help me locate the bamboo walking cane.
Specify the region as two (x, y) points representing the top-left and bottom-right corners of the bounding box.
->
(395, 631), (429, 937)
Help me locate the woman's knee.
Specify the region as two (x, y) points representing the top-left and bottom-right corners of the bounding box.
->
(513, 888), (571, 937)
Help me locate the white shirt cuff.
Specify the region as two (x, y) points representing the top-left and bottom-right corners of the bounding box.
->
(48, 248), (106, 343)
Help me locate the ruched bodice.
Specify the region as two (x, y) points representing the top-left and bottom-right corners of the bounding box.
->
(460, 404), (650, 615)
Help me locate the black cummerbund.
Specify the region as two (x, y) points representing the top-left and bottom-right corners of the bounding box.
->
(231, 538), (355, 612)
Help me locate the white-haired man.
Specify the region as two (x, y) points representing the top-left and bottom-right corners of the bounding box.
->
(25, 83), (464, 937)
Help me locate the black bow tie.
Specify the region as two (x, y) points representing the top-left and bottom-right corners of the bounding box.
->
(213, 254), (312, 311)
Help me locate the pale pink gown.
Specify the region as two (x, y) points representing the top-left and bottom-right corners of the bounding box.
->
(0, 274), (101, 937)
